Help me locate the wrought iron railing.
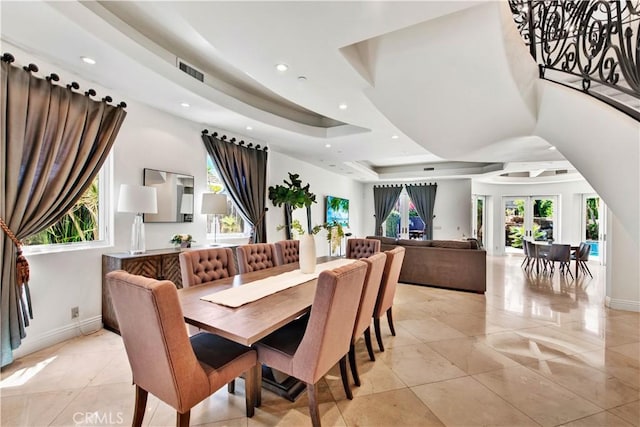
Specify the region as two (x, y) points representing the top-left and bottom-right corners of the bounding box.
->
(509, 0), (640, 121)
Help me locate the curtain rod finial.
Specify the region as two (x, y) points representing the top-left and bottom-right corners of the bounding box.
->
(67, 81), (79, 90)
(118, 101), (127, 108)
(85, 89), (96, 97)
(46, 73), (59, 82)
(202, 129), (209, 135)
(2, 53), (15, 63)
(212, 132), (218, 138)
(23, 63), (38, 73)
(102, 95), (112, 103)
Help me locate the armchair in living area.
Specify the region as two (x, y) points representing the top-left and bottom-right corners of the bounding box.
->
(105, 270), (259, 427)
(346, 238), (381, 259)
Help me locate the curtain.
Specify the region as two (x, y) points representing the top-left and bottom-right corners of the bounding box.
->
(201, 133), (268, 243)
(373, 185), (403, 236)
(405, 183), (437, 240)
(1, 57), (127, 367)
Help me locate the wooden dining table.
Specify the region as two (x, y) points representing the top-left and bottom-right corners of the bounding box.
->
(178, 256), (338, 400)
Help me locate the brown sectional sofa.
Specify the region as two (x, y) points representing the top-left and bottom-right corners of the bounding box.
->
(366, 236), (486, 293)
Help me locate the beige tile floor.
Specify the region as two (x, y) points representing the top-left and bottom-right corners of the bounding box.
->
(2, 255), (639, 426)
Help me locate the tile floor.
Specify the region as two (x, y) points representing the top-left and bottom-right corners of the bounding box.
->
(1, 255), (639, 426)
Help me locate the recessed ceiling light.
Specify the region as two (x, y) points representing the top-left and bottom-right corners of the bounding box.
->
(325, 144), (331, 148)
(548, 146), (557, 150)
(180, 102), (190, 108)
(391, 135), (399, 139)
(338, 103), (348, 110)
(246, 126), (253, 131)
(275, 63), (289, 72)
(297, 76), (307, 82)
(81, 56), (96, 65)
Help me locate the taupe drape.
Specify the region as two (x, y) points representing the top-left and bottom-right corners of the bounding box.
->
(1, 59), (127, 367)
(201, 134), (268, 243)
(373, 185), (403, 236)
(405, 183), (437, 240)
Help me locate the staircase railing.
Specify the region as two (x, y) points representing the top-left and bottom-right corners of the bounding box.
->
(509, 0), (640, 121)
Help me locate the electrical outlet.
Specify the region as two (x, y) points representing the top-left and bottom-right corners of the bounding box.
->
(71, 306), (79, 319)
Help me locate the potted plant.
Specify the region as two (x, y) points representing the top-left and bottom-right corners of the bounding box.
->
(268, 173), (317, 239)
(170, 234), (194, 248)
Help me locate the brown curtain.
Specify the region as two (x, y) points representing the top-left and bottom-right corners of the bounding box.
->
(373, 185), (403, 236)
(201, 132), (268, 243)
(405, 183), (437, 240)
(1, 56), (127, 367)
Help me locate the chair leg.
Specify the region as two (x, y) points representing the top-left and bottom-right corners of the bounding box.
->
(244, 364), (258, 417)
(348, 343), (360, 387)
(583, 261), (593, 278)
(386, 308), (396, 336)
(177, 410), (190, 427)
(307, 382), (321, 427)
(364, 327), (375, 361)
(227, 379), (235, 394)
(133, 385), (148, 427)
(374, 317), (384, 352)
(339, 355), (353, 400)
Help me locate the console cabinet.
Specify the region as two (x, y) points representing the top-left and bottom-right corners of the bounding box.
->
(102, 248), (184, 333)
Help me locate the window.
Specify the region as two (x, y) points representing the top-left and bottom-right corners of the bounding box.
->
(22, 157), (112, 253)
(206, 157), (250, 238)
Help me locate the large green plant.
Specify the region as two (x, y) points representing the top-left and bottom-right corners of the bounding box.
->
(268, 172), (317, 236)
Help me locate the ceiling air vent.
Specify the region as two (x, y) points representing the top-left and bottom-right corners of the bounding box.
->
(423, 167), (435, 171)
(177, 59), (204, 82)
(556, 169), (568, 175)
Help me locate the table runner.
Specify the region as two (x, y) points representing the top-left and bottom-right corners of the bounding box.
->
(201, 258), (355, 307)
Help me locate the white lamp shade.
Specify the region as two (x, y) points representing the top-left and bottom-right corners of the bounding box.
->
(180, 194), (194, 214)
(117, 184), (158, 214)
(201, 193), (227, 215)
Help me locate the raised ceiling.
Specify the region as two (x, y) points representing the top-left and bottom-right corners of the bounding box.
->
(0, 0), (577, 182)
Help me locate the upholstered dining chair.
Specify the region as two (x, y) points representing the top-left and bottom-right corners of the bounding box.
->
(572, 242), (593, 278)
(346, 238), (381, 259)
(106, 270), (259, 427)
(372, 246), (406, 352)
(546, 244), (573, 278)
(343, 252), (386, 388)
(179, 247), (237, 287)
(253, 261), (368, 427)
(236, 243), (280, 274)
(273, 239), (300, 265)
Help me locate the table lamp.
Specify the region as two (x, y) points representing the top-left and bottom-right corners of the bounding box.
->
(117, 184), (158, 254)
(201, 193), (227, 244)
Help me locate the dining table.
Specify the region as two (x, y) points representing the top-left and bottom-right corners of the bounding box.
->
(178, 255), (344, 400)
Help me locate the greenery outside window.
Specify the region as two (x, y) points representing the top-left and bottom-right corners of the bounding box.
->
(206, 157), (250, 238)
(21, 157), (112, 254)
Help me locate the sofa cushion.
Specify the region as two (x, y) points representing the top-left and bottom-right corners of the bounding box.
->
(366, 236), (397, 245)
(430, 240), (474, 249)
(396, 239), (432, 247)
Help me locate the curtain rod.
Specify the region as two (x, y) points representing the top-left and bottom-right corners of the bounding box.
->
(2, 53), (127, 108)
(201, 129), (268, 151)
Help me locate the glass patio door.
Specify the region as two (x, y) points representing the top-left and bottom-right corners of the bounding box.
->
(582, 194), (606, 263)
(383, 189), (422, 239)
(472, 195), (486, 247)
(503, 196), (557, 253)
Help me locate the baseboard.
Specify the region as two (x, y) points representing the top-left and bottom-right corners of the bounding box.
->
(13, 315), (103, 359)
(605, 296), (640, 312)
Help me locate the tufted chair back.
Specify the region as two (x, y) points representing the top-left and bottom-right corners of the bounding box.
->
(346, 238), (381, 259)
(179, 248), (237, 287)
(274, 239), (300, 265)
(236, 243), (280, 274)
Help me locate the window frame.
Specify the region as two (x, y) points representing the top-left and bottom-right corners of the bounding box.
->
(21, 155), (114, 255)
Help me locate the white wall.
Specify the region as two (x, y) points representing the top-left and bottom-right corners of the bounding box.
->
(362, 179), (472, 240)
(14, 85), (365, 359)
(472, 179), (595, 256)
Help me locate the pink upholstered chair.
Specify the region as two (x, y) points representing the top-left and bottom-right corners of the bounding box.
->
(106, 270), (259, 427)
(273, 239), (300, 265)
(254, 261), (368, 427)
(344, 252), (386, 387)
(346, 238), (381, 259)
(373, 246), (406, 352)
(236, 243), (280, 274)
(179, 247), (237, 287)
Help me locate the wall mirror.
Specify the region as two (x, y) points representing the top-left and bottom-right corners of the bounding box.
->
(143, 168), (194, 223)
